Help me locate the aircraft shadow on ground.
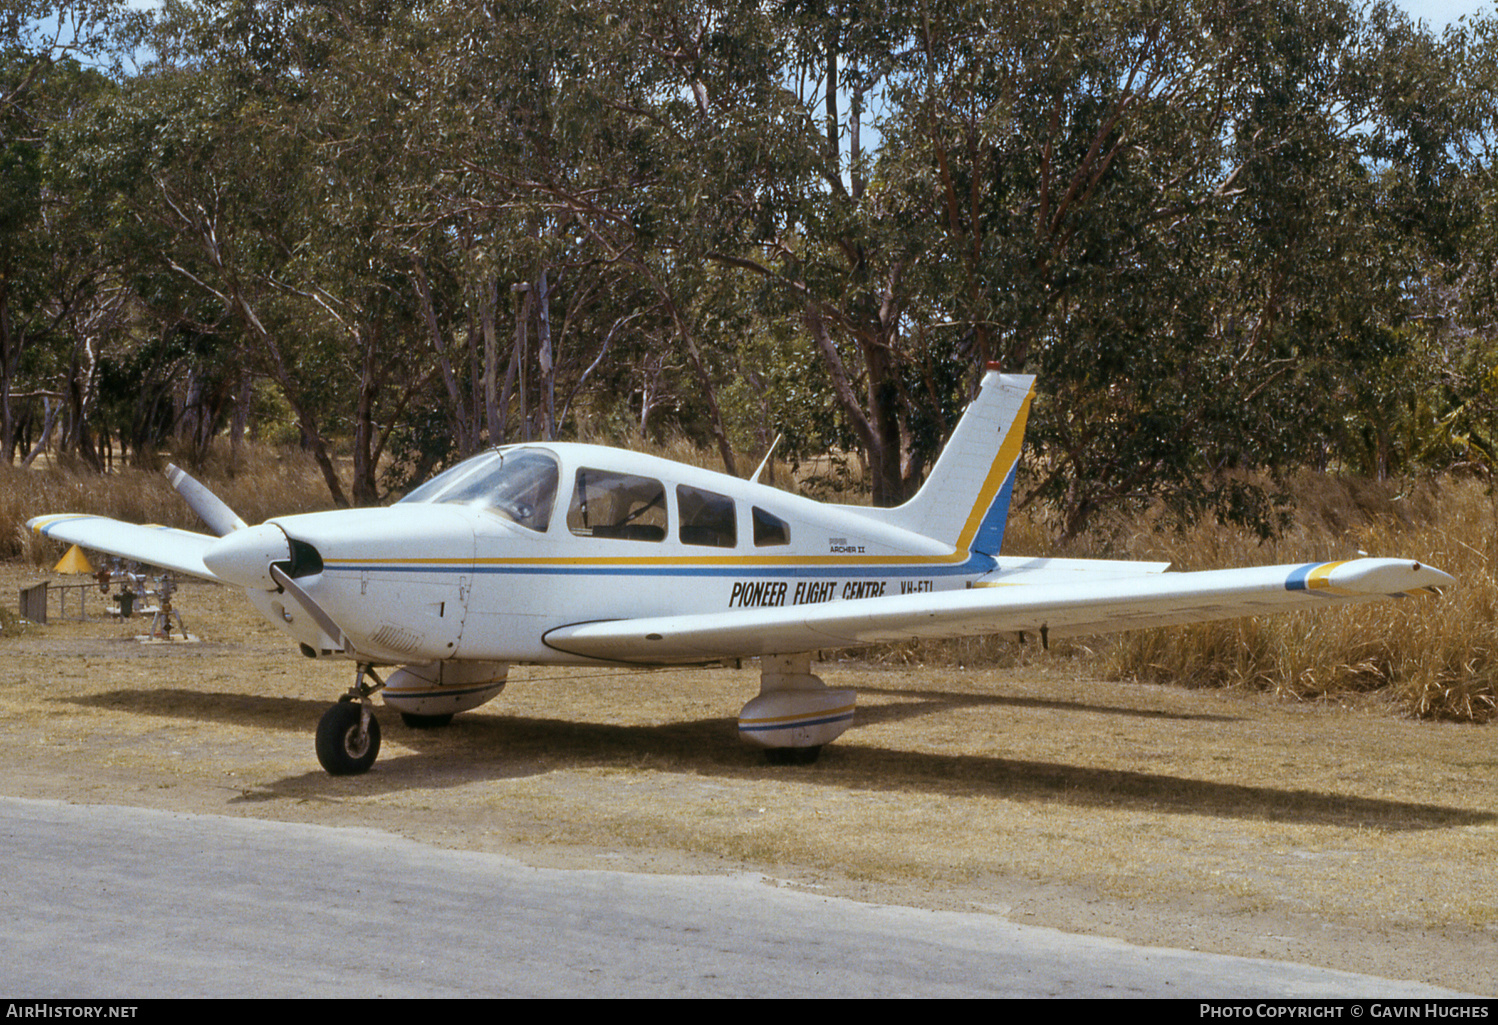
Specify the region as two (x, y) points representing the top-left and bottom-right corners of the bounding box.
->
(67, 689), (325, 727)
(853, 683), (1242, 726)
(68, 687), (1491, 831)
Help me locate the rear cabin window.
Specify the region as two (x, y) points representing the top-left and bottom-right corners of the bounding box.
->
(568, 469), (668, 542)
(752, 506), (790, 547)
(677, 485), (736, 548)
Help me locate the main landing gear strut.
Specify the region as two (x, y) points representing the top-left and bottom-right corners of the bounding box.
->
(315, 664), (384, 775)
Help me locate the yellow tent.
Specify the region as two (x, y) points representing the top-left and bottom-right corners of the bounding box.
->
(53, 544), (93, 574)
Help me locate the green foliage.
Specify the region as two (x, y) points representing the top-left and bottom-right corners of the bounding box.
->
(1, 0), (1496, 542)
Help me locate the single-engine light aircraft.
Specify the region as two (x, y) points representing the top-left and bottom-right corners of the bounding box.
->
(29, 366), (1453, 775)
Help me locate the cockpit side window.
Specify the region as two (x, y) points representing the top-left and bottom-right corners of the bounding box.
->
(568, 469), (667, 542)
(398, 449), (559, 532)
(677, 485), (736, 548)
(752, 506), (790, 546)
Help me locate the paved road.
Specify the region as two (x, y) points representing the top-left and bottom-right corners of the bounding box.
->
(0, 796), (1475, 998)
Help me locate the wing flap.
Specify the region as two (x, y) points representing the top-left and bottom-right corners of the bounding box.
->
(985, 555), (1172, 583)
(542, 558), (1451, 665)
(28, 514), (222, 583)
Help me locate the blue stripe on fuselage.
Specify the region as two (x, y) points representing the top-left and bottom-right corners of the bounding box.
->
(326, 551), (997, 579)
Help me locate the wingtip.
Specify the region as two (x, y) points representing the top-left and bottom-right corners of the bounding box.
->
(26, 513), (70, 535)
(1327, 558), (1455, 596)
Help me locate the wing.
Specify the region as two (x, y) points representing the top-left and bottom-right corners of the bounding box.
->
(28, 514), (222, 583)
(542, 558), (1452, 665)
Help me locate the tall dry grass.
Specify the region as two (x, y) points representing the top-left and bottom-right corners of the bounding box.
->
(1094, 472), (1497, 724)
(3, 446), (336, 563)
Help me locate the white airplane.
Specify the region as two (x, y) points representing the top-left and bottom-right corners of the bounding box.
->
(29, 366), (1453, 775)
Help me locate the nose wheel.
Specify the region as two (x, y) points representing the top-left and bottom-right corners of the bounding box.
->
(315, 666), (384, 775)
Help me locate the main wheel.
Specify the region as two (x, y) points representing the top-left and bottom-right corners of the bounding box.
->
(764, 745), (822, 766)
(316, 701), (381, 775)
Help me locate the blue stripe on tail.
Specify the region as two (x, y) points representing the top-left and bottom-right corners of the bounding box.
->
(970, 462), (1018, 557)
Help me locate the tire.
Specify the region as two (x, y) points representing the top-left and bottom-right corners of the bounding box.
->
(316, 702), (381, 775)
(764, 745), (822, 766)
(400, 712), (454, 729)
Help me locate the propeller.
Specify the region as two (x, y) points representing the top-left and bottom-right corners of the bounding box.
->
(165, 463), (249, 537)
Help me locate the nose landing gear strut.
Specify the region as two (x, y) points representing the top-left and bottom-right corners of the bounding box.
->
(315, 664), (385, 775)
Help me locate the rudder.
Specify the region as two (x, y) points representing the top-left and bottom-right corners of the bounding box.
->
(874, 366), (1035, 554)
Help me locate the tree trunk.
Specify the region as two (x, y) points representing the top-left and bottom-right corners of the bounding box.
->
(534, 270), (555, 441)
(413, 258), (478, 456)
(479, 276), (501, 446)
(351, 324), (381, 506)
(242, 302), (349, 508)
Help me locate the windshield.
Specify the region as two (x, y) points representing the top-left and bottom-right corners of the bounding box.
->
(398, 449), (559, 532)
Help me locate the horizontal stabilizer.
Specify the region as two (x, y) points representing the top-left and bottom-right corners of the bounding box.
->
(28, 514), (222, 583)
(542, 558), (1452, 665)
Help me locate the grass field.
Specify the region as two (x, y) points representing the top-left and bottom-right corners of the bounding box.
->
(0, 558), (1493, 993)
(2, 449), (1495, 992)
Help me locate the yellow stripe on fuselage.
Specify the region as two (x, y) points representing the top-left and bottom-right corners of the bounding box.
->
(324, 551), (980, 571)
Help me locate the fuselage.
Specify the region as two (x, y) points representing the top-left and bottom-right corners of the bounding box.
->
(225, 443), (997, 666)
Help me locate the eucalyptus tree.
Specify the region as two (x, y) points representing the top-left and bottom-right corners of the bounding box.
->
(249, 0), (463, 504)
(254, 0), (644, 483)
(1, 0), (136, 463)
(843, 0), (1472, 537)
(1297, 1), (1492, 480)
(1447, 3), (1498, 337)
(77, 0), (457, 503)
(387, 0), (820, 474)
(31, 0), (1477, 533)
(1376, 2), (1498, 481)
(106, 74), (357, 497)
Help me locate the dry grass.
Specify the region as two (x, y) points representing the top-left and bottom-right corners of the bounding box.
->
(828, 472), (1498, 724)
(3, 446), (336, 564)
(1098, 473), (1498, 724)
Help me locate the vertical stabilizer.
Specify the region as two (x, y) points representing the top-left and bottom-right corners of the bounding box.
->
(873, 367), (1035, 554)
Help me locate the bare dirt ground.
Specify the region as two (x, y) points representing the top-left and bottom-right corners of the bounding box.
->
(3, 562), (1495, 995)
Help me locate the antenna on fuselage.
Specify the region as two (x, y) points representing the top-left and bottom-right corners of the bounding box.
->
(750, 435), (782, 485)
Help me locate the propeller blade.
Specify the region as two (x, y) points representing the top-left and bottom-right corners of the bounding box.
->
(165, 463), (249, 537)
(269, 562), (358, 657)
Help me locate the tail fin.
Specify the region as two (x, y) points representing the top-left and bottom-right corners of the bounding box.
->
(870, 367), (1035, 555)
